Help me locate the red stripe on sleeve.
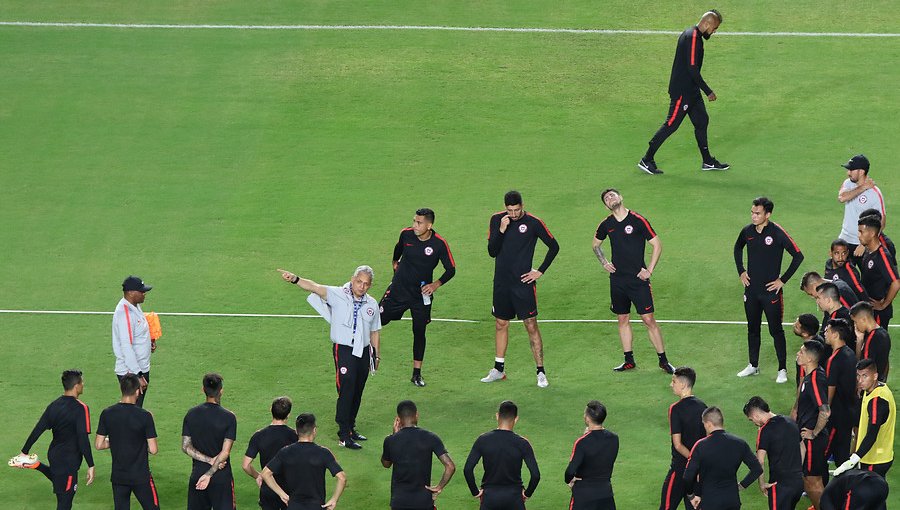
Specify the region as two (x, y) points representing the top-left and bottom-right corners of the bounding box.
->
(631, 211), (657, 238)
(526, 213), (555, 239)
(434, 233), (456, 267)
(668, 402), (676, 432)
(690, 29), (697, 65)
(845, 265), (865, 292)
(874, 187), (885, 224)
(826, 350), (839, 378)
(78, 399), (91, 433)
(865, 331), (874, 359)
(844, 490), (852, 510)
(569, 433), (588, 461)
(878, 248), (898, 281)
(772, 223), (801, 253)
(123, 304), (134, 344)
(812, 372), (824, 406)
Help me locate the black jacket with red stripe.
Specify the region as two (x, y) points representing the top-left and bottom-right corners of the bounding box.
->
(734, 222), (804, 294)
(668, 26), (713, 97)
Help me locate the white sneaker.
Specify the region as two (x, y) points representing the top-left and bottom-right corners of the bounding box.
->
(736, 364), (760, 377)
(537, 373), (549, 388)
(775, 369), (788, 384)
(480, 368), (506, 383)
(8, 453), (39, 469)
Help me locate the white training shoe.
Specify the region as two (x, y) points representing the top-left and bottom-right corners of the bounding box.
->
(537, 373), (549, 388)
(480, 368), (506, 383)
(8, 454), (39, 469)
(775, 369), (788, 384)
(736, 364), (760, 377)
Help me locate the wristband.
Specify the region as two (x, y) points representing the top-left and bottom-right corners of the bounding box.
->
(290, 275), (299, 284)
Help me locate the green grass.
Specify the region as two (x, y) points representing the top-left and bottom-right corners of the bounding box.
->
(1, 2), (899, 508)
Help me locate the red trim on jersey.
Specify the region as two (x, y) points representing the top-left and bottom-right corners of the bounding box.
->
(630, 211), (657, 238)
(873, 186), (885, 224)
(123, 304), (134, 344)
(77, 399), (91, 433)
(526, 213), (555, 239)
(845, 265), (865, 292)
(668, 96), (683, 126)
(826, 349), (839, 378)
(65, 475), (73, 491)
(569, 432), (589, 460)
(878, 247), (898, 281)
(771, 484), (777, 509)
(690, 29), (697, 65)
(864, 330), (875, 359)
(668, 402), (677, 430)
(756, 421), (768, 450)
(806, 440), (813, 471)
(811, 372), (824, 406)
(686, 434), (708, 468)
(771, 223), (801, 253)
(844, 490), (852, 510)
(871, 396), (879, 424)
(876, 315), (881, 326)
(825, 428), (837, 457)
(434, 233), (456, 267)
(334, 344), (341, 392)
(840, 296), (849, 308)
(150, 476), (159, 506)
(664, 470), (677, 509)
(569, 496), (575, 510)
(401, 227), (413, 232)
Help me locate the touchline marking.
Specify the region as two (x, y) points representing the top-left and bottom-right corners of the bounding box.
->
(1, 309), (895, 327)
(1, 21), (899, 37)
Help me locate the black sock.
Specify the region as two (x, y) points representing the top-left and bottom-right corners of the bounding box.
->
(657, 352), (668, 363)
(624, 351), (635, 363)
(536, 366), (545, 375)
(700, 146), (712, 162)
(413, 368), (421, 377)
(494, 361), (505, 372)
(36, 463), (51, 480)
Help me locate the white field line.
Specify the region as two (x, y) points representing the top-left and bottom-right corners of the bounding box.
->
(1, 21), (899, 38)
(3, 309), (895, 327)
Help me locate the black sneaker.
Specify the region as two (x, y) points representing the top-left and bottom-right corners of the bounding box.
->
(613, 361), (637, 372)
(659, 361), (676, 374)
(701, 158), (730, 171)
(411, 374), (426, 387)
(350, 430), (367, 441)
(338, 439), (362, 450)
(638, 158), (664, 175)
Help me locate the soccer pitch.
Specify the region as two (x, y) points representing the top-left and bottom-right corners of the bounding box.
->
(1, 1), (898, 508)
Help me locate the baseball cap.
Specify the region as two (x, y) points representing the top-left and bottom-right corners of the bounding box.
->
(841, 154), (870, 171)
(122, 276), (152, 292)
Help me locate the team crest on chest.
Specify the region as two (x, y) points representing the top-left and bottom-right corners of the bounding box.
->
(624, 225), (634, 234)
(832, 275), (839, 281)
(366, 307), (374, 316)
(764, 236), (773, 246)
(424, 246), (434, 256)
(518, 224), (528, 233)
(340, 366), (348, 375)
(859, 195), (868, 204)
(868, 260), (875, 269)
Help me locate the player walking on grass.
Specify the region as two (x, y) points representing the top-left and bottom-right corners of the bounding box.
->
(734, 197), (804, 384)
(95, 373), (159, 510)
(113, 275), (154, 408)
(593, 188), (674, 372)
(743, 396), (803, 510)
(242, 397), (298, 510)
(658, 367), (706, 510)
(181, 373), (237, 510)
(261, 413), (346, 510)
(565, 400), (619, 510)
(638, 10), (728, 175)
(381, 400), (456, 510)
(791, 341), (830, 508)
(379, 208), (456, 387)
(10, 369), (94, 510)
(481, 191), (559, 388)
(464, 400), (540, 510)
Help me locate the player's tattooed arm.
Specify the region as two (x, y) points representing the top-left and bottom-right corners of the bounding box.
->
(813, 404), (831, 437)
(592, 239), (609, 265)
(182, 436), (214, 464)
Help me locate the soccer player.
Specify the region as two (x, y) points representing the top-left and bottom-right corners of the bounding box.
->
(824, 239), (869, 302)
(242, 397), (298, 510)
(833, 359), (896, 478)
(858, 208), (895, 262)
(279, 266), (381, 449)
(820, 469), (889, 510)
(464, 400), (540, 509)
(482, 191), (559, 388)
(823, 318), (859, 465)
(637, 10), (728, 174)
(743, 396), (803, 510)
(734, 197), (804, 383)
(682, 407), (763, 510)
(791, 341), (830, 508)
(565, 400), (619, 510)
(838, 154), (885, 261)
(12, 369), (95, 510)
(95, 373), (159, 510)
(261, 413), (346, 510)
(381, 400), (456, 510)
(792, 314), (825, 386)
(813, 282), (853, 341)
(181, 373), (237, 510)
(379, 208), (456, 387)
(857, 215), (900, 327)
(593, 188), (675, 373)
(849, 301), (891, 382)
(658, 367), (706, 510)
(113, 275), (154, 407)
(800, 271), (858, 310)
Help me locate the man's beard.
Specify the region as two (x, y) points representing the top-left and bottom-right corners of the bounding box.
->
(702, 31), (712, 40)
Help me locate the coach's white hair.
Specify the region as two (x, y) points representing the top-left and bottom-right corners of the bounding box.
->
(353, 265), (375, 281)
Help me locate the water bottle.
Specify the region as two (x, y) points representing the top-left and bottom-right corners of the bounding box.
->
(421, 281), (431, 305)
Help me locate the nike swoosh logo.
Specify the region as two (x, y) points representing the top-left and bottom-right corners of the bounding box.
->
(645, 306), (652, 310)
(747, 237), (755, 241)
(405, 244), (413, 246)
(771, 299), (779, 304)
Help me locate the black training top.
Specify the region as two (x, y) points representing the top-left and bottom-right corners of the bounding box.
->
(245, 424), (298, 490)
(97, 402), (157, 484)
(820, 308), (853, 349)
(595, 210), (657, 280)
(820, 469), (888, 510)
(265, 442), (342, 505)
(860, 328), (891, 383)
(22, 395), (94, 469)
(182, 402), (237, 480)
(390, 228), (456, 294)
(797, 368), (828, 431)
(464, 429), (540, 497)
(824, 260), (869, 302)
(668, 26), (713, 97)
(564, 428), (618, 497)
(860, 245), (899, 300)
(734, 222), (804, 292)
(382, 426), (448, 509)
(826, 345), (860, 428)
(683, 430), (763, 507)
(756, 415), (802, 484)
(667, 396), (708, 468)
(488, 212), (559, 284)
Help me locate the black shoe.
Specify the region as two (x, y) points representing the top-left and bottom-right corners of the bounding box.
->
(613, 361), (637, 372)
(350, 430), (367, 441)
(701, 158), (730, 171)
(338, 439), (362, 450)
(411, 374), (427, 387)
(659, 361), (676, 374)
(638, 158), (664, 175)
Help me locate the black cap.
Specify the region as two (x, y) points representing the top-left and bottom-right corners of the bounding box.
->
(841, 154), (870, 171)
(122, 276), (152, 292)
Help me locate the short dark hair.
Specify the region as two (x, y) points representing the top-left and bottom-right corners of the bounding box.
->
(708, 9), (723, 23)
(504, 190), (523, 207)
(858, 215), (881, 231)
(796, 314), (820, 336)
(752, 196), (774, 214)
(295, 413), (316, 435)
(415, 208), (435, 224)
(397, 400), (417, 420)
(600, 188), (620, 203)
(203, 373), (224, 398)
(802, 340), (825, 362)
(801, 271), (822, 290)
(830, 238), (850, 251)
(702, 406), (724, 426)
(498, 400), (518, 421)
(673, 366), (697, 388)
(860, 208), (882, 220)
(62, 369), (83, 391)
(856, 358), (877, 371)
(850, 300), (875, 319)
(816, 282), (840, 302)
(271, 396), (292, 420)
(743, 396), (770, 416)
(585, 400), (607, 425)
(826, 318), (854, 344)
(119, 373), (141, 396)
